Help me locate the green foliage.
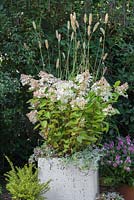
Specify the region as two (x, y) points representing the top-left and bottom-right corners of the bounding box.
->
(5, 157), (50, 200)
(35, 92), (108, 156)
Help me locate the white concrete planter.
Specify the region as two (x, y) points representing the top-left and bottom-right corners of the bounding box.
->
(38, 158), (99, 200)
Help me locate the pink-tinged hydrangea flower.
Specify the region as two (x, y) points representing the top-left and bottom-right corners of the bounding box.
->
(29, 78), (39, 90)
(26, 110), (38, 124)
(115, 82), (128, 98)
(33, 87), (46, 98)
(20, 74), (32, 86)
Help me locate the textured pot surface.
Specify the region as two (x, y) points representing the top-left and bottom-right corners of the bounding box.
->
(38, 158), (99, 200)
(118, 185), (134, 200)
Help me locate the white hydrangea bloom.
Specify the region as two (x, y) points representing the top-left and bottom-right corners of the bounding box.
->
(91, 77), (112, 101)
(70, 97), (87, 109)
(53, 80), (77, 103)
(75, 70), (92, 84)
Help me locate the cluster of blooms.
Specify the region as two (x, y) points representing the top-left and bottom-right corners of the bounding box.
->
(97, 192), (124, 200)
(102, 135), (134, 172)
(91, 77), (112, 101)
(20, 70), (128, 124)
(115, 82), (128, 98)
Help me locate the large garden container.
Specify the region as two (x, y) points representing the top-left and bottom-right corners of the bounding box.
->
(38, 158), (99, 200)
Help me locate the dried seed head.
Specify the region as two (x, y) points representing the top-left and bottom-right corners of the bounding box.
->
(102, 53), (108, 61)
(102, 67), (107, 76)
(93, 22), (100, 32)
(99, 37), (103, 43)
(58, 34), (61, 42)
(67, 21), (70, 30)
(105, 13), (109, 24)
(73, 12), (76, 20)
(77, 41), (80, 49)
(24, 43), (28, 50)
(76, 20), (79, 28)
(45, 39), (49, 49)
(62, 52), (65, 59)
(56, 58), (60, 69)
(83, 42), (86, 49)
(100, 27), (105, 35)
(70, 13), (73, 21)
(87, 25), (91, 36)
(84, 13), (87, 24)
(89, 13), (93, 25)
(56, 30), (59, 39)
(70, 13), (76, 32)
(38, 41), (41, 49)
(71, 32), (74, 41)
(32, 21), (36, 30)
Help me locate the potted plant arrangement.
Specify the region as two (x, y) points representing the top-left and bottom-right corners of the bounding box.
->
(21, 69), (128, 200)
(101, 135), (134, 200)
(20, 13), (128, 200)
